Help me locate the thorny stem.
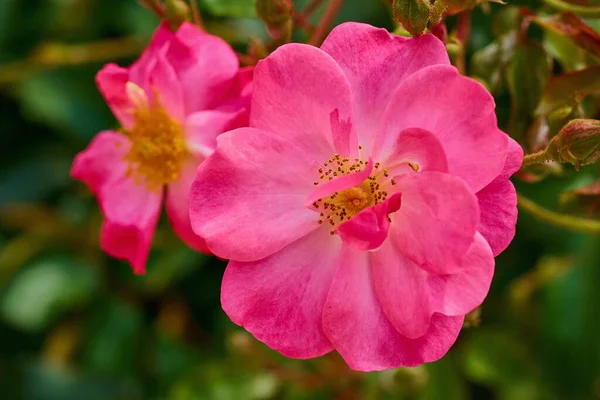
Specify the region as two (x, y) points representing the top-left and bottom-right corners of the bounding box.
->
(543, 0), (600, 18)
(137, 0), (166, 18)
(0, 38), (142, 87)
(309, 0), (343, 46)
(518, 194), (600, 234)
(522, 149), (552, 168)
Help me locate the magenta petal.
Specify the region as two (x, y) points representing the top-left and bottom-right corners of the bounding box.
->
(150, 53), (185, 121)
(250, 43), (353, 158)
(96, 65), (133, 128)
(371, 239), (432, 339)
(476, 136), (522, 256)
(372, 232), (494, 339)
(322, 247), (464, 371)
(99, 177), (162, 275)
(172, 22), (239, 112)
(129, 23), (174, 92)
(430, 232), (495, 316)
(321, 23), (449, 152)
(184, 109), (248, 157)
(221, 229), (339, 358)
(500, 136), (524, 178)
(376, 65), (508, 192)
(305, 158), (373, 207)
(337, 193), (401, 252)
(190, 128), (320, 262)
(166, 158), (210, 254)
(390, 172), (479, 274)
(70, 131), (130, 195)
(476, 178), (518, 256)
(381, 128), (448, 174)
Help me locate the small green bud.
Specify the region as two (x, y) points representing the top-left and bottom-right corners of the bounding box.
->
(392, 0), (431, 36)
(547, 119), (600, 169)
(165, 0), (191, 27)
(256, 0), (292, 26)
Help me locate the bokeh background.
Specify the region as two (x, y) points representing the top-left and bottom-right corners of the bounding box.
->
(1, 0), (600, 399)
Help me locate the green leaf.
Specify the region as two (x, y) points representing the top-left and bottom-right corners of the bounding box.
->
(536, 66), (600, 115)
(81, 299), (143, 376)
(507, 40), (552, 142)
(0, 258), (98, 332)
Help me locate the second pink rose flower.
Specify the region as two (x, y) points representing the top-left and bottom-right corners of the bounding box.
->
(71, 23), (252, 274)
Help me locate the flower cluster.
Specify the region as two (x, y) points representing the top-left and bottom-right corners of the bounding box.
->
(71, 21), (522, 371)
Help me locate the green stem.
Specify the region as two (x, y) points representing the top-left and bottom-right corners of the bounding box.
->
(543, 0), (600, 18)
(518, 194), (600, 234)
(522, 149), (552, 168)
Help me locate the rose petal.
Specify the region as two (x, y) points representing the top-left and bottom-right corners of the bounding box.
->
(99, 177), (162, 275)
(372, 232), (494, 339)
(322, 246), (464, 371)
(250, 43), (354, 159)
(222, 228), (340, 358)
(381, 128), (448, 175)
(96, 65), (133, 128)
(184, 109), (249, 158)
(190, 128), (320, 262)
(337, 193), (402, 252)
(166, 157), (210, 253)
(70, 131), (131, 195)
(375, 65), (508, 192)
(321, 23), (449, 153)
(390, 171), (479, 274)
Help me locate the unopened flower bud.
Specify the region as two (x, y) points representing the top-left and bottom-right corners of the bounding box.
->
(166, 0), (191, 27)
(547, 119), (600, 169)
(256, 0), (292, 26)
(256, 0), (292, 45)
(392, 0), (431, 36)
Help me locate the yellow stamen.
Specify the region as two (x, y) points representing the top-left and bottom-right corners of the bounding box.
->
(121, 88), (187, 191)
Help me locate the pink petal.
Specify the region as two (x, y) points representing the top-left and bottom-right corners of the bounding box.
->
(99, 176), (162, 275)
(337, 193), (402, 252)
(95, 65), (133, 128)
(305, 158), (373, 207)
(190, 128), (320, 262)
(371, 240), (432, 339)
(129, 23), (174, 90)
(70, 131), (131, 195)
(321, 23), (449, 153)
(184, 109), (249, 158)
(149, 52), (185, 121)
(371, 232), (494, 339)
(476, 178), (518, 256)
(250, 43), (354, 159)
(475, 136), (522, 256)
(166, 157), (211, 254)
(381, 128), (448, 174)
(500, 135), (524, 178)
(430, 232), (495, 316)
(170, 22), (239, 112)
(322, 246), (464, 371)
(375, 65), (508, 192)
(221, 229), (340, 358)
(390, 171), (479, 274)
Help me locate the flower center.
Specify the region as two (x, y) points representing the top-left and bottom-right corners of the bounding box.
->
(312, 148), (397, 234)
(122, 101), (187, 191)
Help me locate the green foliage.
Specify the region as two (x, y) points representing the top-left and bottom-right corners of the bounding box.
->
(1, 0), (600, 399)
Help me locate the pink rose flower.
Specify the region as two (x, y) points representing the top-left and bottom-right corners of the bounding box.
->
(71, 22), (252, 274)
(190, 22), (523, 371)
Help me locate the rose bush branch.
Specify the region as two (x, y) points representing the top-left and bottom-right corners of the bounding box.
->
(518, 194), (600, 234)
(0, 38), (142, 87)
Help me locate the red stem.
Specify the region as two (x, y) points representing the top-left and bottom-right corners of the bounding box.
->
(309, 0), (343, 46)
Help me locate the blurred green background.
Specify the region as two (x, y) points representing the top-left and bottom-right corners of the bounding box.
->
(1, 0), (600, 399)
